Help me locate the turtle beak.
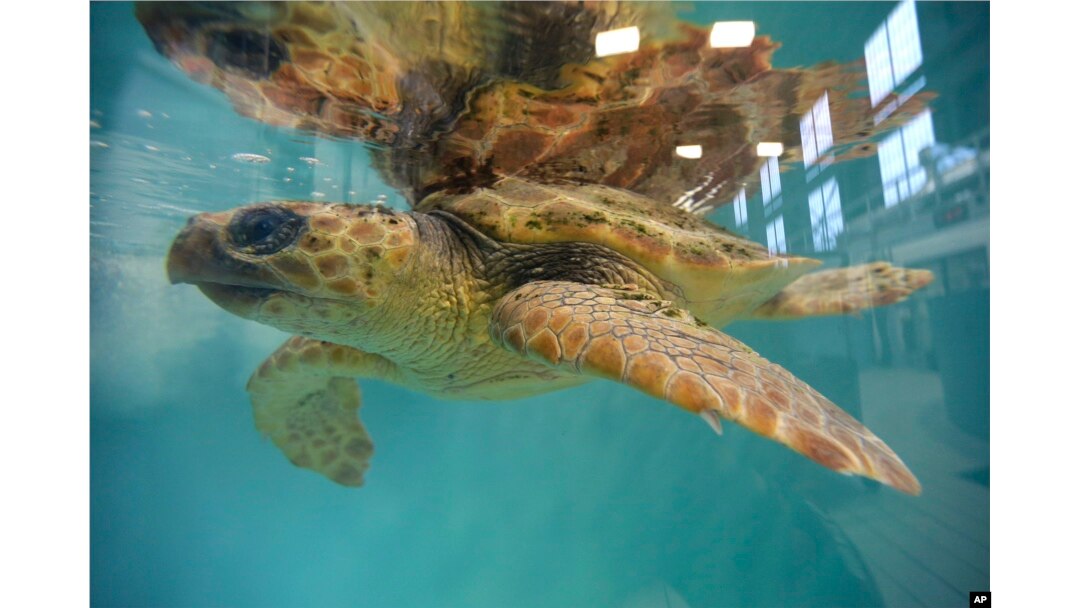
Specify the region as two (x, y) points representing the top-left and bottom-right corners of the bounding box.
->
(166, 214), (216, 285)
(166, 212), (285, 318)
(166, 212), (278, 288)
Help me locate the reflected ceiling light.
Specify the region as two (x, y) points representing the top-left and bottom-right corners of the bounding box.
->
(757, 142), (783, 157)
(595, 26), (640, 57)
(676, 145), (703, 159)
(710, 21), (755, 48)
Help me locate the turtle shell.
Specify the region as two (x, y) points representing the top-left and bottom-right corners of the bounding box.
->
(417, 179), (821, 325)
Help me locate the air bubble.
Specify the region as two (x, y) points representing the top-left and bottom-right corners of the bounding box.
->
(231, 152), (271, 164)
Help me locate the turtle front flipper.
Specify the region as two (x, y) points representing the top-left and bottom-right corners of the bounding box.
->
(490, 281), (921, 495)
(749, 262), (934, 319)
(246, 337), (400, 487)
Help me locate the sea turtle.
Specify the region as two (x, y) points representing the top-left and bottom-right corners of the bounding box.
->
(167, 177), (931, 494)
(148, 1), (935, 494)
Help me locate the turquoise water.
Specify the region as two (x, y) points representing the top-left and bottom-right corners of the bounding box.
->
(90, 2), (989, 607)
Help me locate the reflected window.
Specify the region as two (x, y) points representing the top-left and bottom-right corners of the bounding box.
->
(800, 92), (834, 168)
(760, 156), (782, 216)
(676, 144), (702, 159)
(809, 177), (844, 251)
(878, 110), (935, 207)
(766, 216), (786, 254)
(733, 188), (748, 228)
(865, 0), (923, 108)
(672, 170), (720, 213)
(595, 26), (640, 57)
(756, 142), (783, 157)
(710, 21), (755, 48)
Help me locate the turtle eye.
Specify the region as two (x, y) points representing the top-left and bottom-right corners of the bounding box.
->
(228, 207), (303, 255)
(206, 28), (287, 79)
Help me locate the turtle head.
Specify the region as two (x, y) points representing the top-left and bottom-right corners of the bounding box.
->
(136, 2), (291, 80)
(167, 201), (417, 340)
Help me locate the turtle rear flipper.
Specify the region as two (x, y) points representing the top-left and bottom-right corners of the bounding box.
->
(490, 280), (921, 495)
(749, 262), (935, 319)
(247, 337), (400, 487)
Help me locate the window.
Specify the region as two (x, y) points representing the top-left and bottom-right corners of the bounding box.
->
(809, 178), (844, 251)
(801, 92), (834, 168)
(878, 110), (936, 207)
(766, 216), (787, 254)
(733, 188), (748, 228)
(710, 21), (755, 48)
(760, 156), (782, 216)
(865, 0), (924, 109)
(595, 26), (640, 57)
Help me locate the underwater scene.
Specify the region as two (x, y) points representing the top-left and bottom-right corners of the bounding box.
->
(90, 2), (990, 606)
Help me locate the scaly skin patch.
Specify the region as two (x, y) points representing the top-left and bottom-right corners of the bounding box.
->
(490, 280), (922, 495)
